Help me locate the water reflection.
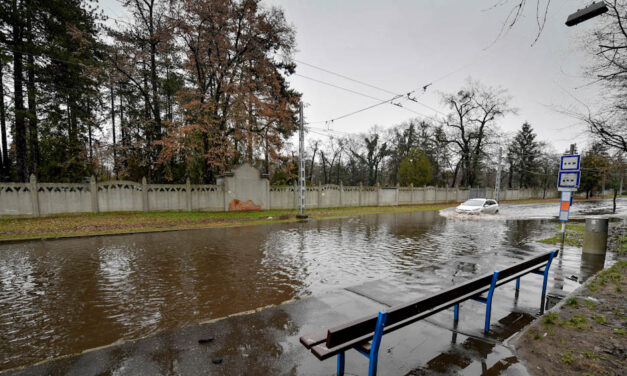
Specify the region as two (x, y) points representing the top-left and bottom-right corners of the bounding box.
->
(0, 200), (623, 371)
(411, 312), (534, 375)
(580, 253), (607, 281)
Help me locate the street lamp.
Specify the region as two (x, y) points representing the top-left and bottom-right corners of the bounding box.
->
(566, 2), (608, 26)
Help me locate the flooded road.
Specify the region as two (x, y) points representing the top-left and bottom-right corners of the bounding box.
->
(1, 199), (625, 372)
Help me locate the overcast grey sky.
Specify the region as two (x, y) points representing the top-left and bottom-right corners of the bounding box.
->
(103, 0), (603, 153)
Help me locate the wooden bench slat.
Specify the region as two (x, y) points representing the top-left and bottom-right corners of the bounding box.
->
(299, 331), (328, 349)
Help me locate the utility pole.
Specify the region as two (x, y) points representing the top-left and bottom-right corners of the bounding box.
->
(495, 147), (502, 202)
(297, 102), (307, 219)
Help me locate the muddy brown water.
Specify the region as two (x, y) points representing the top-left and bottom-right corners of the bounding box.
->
(0, 199), (625, 372)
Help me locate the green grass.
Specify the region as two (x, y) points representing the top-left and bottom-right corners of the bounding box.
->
(537, 223), (585, 247)
(561, 350), (574, 364)
(588, 260), (626, 293)
(543, 312), (559, 325)
(582, 351), (603, 360)
(592, 315), (607, 324)
(617, 235), (627, 256)
(0, 203), (454, 242)
(584, 299), (597, 310)
(569, 314), (588, 329)
(529, 331), (542, 340)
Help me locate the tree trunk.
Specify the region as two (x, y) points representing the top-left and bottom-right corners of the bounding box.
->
(0, 62), (9, 179)
(13, 0), (28, 182)
(26, 3), (38, 177)
(320, 151), (328, 184)
(26, 40), (39, 176)
(308, 146), (317, 183)
(451, 160), (460, 188)
(110, 81), (117, 178)
(87, 101), (93, 169)
(612, 188), (617, 214)
(119, 86), (126, 149)
(142, 60), (152, 183)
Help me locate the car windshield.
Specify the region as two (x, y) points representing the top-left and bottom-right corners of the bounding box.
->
(462, 199), (484, 207)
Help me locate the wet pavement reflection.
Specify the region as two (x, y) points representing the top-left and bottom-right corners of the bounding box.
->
(0, 199), (625, 372)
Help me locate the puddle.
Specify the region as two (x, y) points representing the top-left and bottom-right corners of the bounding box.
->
(0, 199), (625, 371)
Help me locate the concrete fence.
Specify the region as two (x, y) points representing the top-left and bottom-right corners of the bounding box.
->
(0, 164), (560, 217)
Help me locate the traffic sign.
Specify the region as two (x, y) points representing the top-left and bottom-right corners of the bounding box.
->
(560, 155), (580, 171)
(558, 170), (580, 190)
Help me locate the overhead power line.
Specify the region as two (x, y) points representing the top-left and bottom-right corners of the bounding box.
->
(295, 73), (430, 121)
(295, 60), (446, 116)
(295, 59), (397, 95)
(306, 93), (406, 125)
(294, 73), (384, 102)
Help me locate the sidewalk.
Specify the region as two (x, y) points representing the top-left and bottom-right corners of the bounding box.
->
(4, 278), (553, 376)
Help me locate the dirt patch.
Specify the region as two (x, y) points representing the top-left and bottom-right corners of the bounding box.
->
(513, 260), (627, 375)
(228, 199), (261, 211)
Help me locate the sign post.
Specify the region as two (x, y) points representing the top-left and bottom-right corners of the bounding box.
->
(557, 153), (581, 245)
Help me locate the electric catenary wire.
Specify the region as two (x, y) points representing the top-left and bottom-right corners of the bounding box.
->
(296, 60), (446, 116)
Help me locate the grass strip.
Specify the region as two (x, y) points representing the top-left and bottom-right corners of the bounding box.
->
(537, 223), (586, 247)
(0, 204), (453, 242)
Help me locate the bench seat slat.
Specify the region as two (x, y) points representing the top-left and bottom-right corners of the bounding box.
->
(314, 251), (557, 353)
(299, 331), (328, 349)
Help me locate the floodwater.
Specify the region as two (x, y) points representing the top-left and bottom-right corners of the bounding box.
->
(0, 199), (625, 372)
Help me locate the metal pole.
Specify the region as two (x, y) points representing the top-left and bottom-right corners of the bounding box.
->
(495, 147), (502, 202)
(298, 102), (307, 218)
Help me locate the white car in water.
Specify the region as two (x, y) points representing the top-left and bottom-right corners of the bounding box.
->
(455, 198), (499, 215)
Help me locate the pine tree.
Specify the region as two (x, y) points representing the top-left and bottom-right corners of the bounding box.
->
(508, 122), (540, 188)
(399, 148), (432, 187)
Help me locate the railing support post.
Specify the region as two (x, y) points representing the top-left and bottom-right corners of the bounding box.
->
(484, 270), (499, 333)
(368, 311), (387, 376)
(337, 351), (345, 376)
(541, 251), (556, 303)
(454, 304), (459, 322)
(515, 278), (520, 291)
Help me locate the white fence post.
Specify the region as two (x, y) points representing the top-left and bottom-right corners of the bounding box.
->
(340, 182), (344, 207)
(142, 177), (149, 211)
(186, 178), (192, 211)
(30, 174), (40, 217)
(90, 175), (99, 213)
(318, 183), (322, 208)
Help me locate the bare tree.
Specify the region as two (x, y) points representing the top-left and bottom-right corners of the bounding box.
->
(351, 128), (389, 186)
(439, 79), (514, 187)
(580, 1), (627, 153)
(307, 140), (319, 183)
(490, 0), (552, 45)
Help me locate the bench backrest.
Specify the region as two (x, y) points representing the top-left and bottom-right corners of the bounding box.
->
(325, 250), (557, 348)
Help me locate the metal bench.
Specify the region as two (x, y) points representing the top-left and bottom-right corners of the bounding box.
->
(300, 250), (557, 376)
